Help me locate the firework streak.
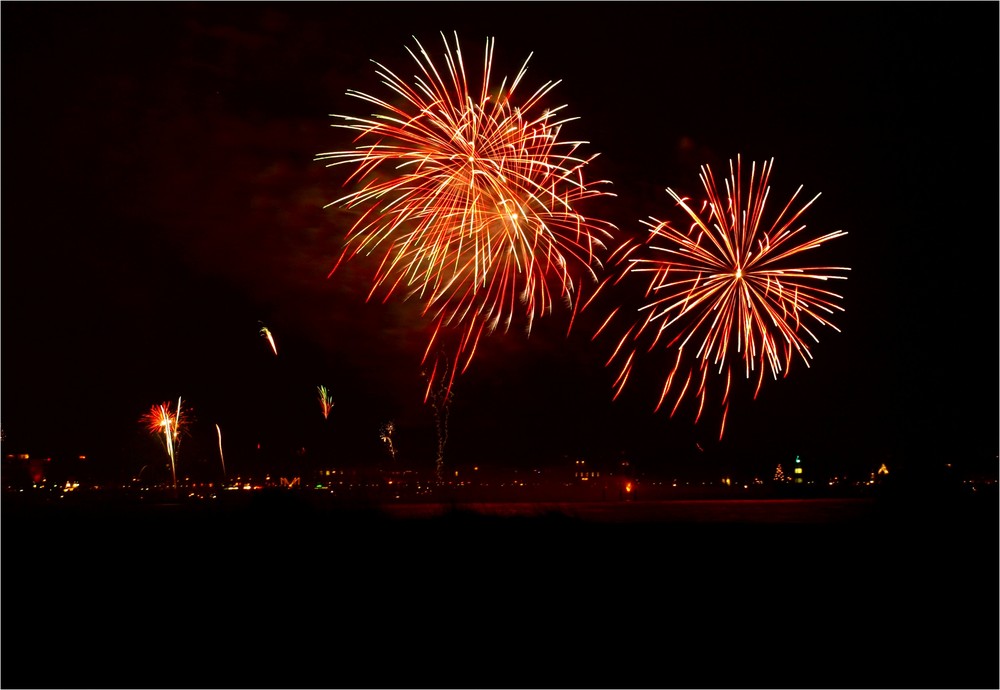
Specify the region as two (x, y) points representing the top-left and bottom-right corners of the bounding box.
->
(260, 326), (278, 356)
(317, 32), (617, 400)
(588, 156), (849, 438)
(216, 423), (226, 479)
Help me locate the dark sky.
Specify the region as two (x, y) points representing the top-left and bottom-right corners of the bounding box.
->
(3, 1), (997, 483)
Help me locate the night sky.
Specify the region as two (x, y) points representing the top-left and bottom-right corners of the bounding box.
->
(3, 1), (998, 484)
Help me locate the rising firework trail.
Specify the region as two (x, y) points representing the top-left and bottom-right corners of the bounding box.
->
(590, 156), (849, 438)
(423, 357), (453, 482)
(317, 31), (618, 399)
(215, 423), (226, 480)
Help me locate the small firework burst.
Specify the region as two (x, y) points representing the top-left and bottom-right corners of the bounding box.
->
(141, 397), (187, 492)
(379, 421), (397, 461)
(317, 385), (334, 420)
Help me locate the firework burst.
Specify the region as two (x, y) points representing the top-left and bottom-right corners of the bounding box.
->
(592, 156), (849, 438)
(317, 385), (334, 420)
(141, 397), (186, 493)
(317, 32), (617, 399)
(380, 421), (397, 461)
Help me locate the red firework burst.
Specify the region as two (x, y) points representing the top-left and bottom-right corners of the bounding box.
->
(590, 155), (850, 438)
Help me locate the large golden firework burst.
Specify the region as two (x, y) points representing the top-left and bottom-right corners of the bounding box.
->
(317, 32), (617, 399)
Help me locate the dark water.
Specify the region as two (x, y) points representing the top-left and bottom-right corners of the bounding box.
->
(3, 492), (997, 689)
(378, 496), (879, 522)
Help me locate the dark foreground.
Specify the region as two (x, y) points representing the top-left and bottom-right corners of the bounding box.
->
(3, 490), (998, 689)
